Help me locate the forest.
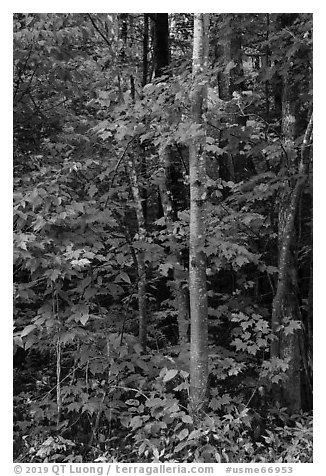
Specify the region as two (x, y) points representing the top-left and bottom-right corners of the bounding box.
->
(13, 13), (313, 463)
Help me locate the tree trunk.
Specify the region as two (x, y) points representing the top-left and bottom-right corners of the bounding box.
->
(159, 148), (190, 345)
(229, 15), (244, 96)
(119, 19), (148, 348)
(214, 14), (244, 182)
(128, 157), (147, 348)
(153, 14), (169, 78)
(142, 14), (149, 87)
(263, 13), (270, 121)
(271, 63), (313, 411)
(153, 13), (190, 343)
(189, 13), (209, 411)
(119, 13), (128, 61)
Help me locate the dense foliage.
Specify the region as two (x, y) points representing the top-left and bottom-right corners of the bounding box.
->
(13, 13), (312, 463)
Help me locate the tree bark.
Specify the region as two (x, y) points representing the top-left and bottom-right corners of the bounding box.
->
(229, 15), (244, 96)
(153, 13), (190, 343)
(153, 14), (169, 78)
(263, 13), (270, 120)
(189, 13), (209, 411)
(128, 157), (148, 348)
(142, 14), (149, 87)
(271, 67), (313, 411)
(119, 19), (148, 348)
(214, 14), (244, 182)
(159, 148), (190, 345)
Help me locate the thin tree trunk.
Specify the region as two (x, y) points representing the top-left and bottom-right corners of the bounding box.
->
(119, 13), (128, 61)
(159, 148), (189, 345)
(153, 13), (190, 343)
(142, 14), (149, 87)
(229, 15), (244, 95)
(271, 96), (313, 411)
(189, 13), (209, 411)
(263, 13), (270, 120)
(129, 80), (147, 348)
(215, 14), (244, 182)
(128, 157), (147, 348)
(153, 14), (169, 78)
(119, 19), (148, 348)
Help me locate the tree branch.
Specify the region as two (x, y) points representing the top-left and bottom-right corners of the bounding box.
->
(87, 14), (111, 49)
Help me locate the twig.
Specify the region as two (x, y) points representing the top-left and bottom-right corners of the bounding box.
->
(87, 14), (111, 49)
(108, 385), (150, 400)
(14, 48), (33, 100)
(300, 113), (313, 171)
(103, 137), (135, 209)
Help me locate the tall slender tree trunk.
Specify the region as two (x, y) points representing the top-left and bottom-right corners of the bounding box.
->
(159, 148), (190, 345)
(271, 65), (313, 410)
(215, 14), (245, 182)
(262, 13), (270, 120)
(119, 16), (148, 348)
(153, 14), (169, 78)
(153, 13), (190, 343)
(128, 157), (147, 348)
(142, 14), (149, 87)
(217, 14), (244, 100)
(119, 13), (128, 61)
(189, 13), (209, 411)
(229, 15), (244, 96)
